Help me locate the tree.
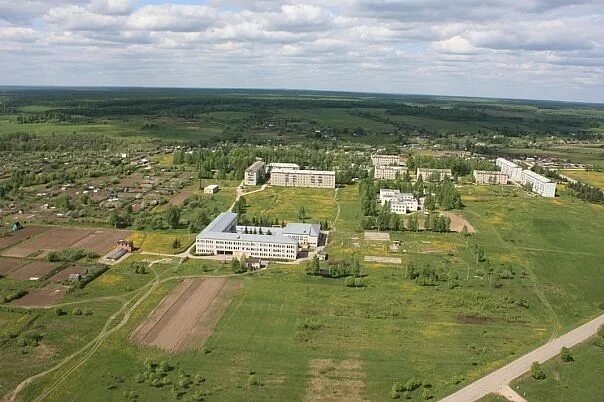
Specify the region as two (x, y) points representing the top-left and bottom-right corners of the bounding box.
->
(171, 238), (181, 249)
(408, 215), (419, 232)
(297, 206), (306, 222)
(560, 347), (573, 362)
(165, 206), (181, 229)
(531, 362), (546, 380)
(305, 255), (321, 275)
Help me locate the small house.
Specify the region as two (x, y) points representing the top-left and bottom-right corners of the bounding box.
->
(204, 184), (220, 194)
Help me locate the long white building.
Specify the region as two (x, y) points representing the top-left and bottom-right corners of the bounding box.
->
(196, 212), (322, 260)
(521, 170), (556, 197)
(371, 154), (402, 166)
(244, 160), (266, 186)
(496, 158), (522, 182)
(270, 168), (335, 188)
(266, 162), (300, 173)
(379, 189), (419, 214)
(416, 168), (452, 181)
(374, 165), (408, 180)
(473, 170), (508, 185)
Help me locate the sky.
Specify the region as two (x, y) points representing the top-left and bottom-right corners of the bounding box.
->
(1, 0), (603, 103)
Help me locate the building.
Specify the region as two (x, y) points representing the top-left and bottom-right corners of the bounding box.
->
(379, 189), (419, 214)
(473, 170), (508, 185)
(196, 212), (322, 261)
(244, 160), (266, 186)
(521, 170), (557, 197)
(116, 240), (134, 252)
(374, 165), (408, 180)
(204, 184), (220, 194)
(496, 158), (522, 182)
(270, 168), (335, 188)
(371, 154), (402, 166)
(266, 162), (300, 173)
(416, 168), (452, 181)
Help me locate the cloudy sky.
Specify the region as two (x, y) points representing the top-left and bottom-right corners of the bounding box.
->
(1, 0), (603, 102)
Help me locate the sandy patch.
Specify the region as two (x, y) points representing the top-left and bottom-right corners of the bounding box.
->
(304, 359), (366, 402)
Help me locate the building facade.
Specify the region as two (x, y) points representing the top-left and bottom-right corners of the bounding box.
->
(270, 168), (336, 188)
(521, 170), (556, 197)
(204, 184), (220, 194)
(374, 165), (408, 180)
(416, 168), (452, 181)
(371, 154), (402, 166)
(196, 212), (322, 260)
(496, 158), (522, 182)
(244, 161), (266, 186)
(379, 189), (419, 214)
(473, 170), (508, 185)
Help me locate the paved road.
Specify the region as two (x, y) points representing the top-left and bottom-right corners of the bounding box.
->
(440, 312), (604, 402)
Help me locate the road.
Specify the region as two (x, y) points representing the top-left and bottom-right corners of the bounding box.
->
(440, 312), (604, 402)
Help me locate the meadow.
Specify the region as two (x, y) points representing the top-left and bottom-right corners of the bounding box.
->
(561, 169), (604, 188)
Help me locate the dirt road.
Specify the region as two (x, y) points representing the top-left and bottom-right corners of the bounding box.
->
(439, 312), (604, 402)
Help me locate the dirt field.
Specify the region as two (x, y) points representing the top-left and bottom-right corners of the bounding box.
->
(48, 265), (87, 282)
(442, 212), (477, 233)
(2, 227), (131, 258)
(304, 359), (366, 401)
(0, 257), (28, 276)
(6, 261), (58, 280)
(364, 231), (390, 241)
(168, 190), (192, 206)
(70, 229), (132, 254)
(364, 256), (402, 264)
(0, 226), (50, 251)
(131, 278), (241, 352)
(11, 284), (68, 306)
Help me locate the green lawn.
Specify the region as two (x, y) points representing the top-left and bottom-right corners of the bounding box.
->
(512, 337), (604, 401)
(561, 169), (604, 189)
(244, 186), (337, 224)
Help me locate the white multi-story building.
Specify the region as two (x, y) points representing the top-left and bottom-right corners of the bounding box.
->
(244, 161), (266, 186)
(371, 154), (402, 166)
(379, 189), (419, 214)
(374, 165), (408, 180)
(520, 170), (556, 197)
(473, 170), (508, 185)
(496, 158), (522, 182)
(416, 168), (452, 181)
(196, 212), (322, 260)
(270, 168), (335, 188)
(266, 162), (300, 173)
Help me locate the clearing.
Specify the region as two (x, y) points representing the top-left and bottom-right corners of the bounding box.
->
(131, 278), (241, 352)
(561, 169), (604, 189)
(364, 231), (390, 241)
(442, 212), (477, 233)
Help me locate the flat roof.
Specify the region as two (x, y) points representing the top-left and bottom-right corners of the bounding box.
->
(245, 160), (265, 172)
(198, 231), (298, 244)
(474, 170), (507, 175)
(522, 170), (551, 183)
(271, 168), (335, 175)
(283, 223), (321, 237)
(200, 212), (238, 235)
(496, 157), (520, 168)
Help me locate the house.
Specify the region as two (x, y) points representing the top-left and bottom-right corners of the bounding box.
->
(116, 239), (134, 252)
(204, 184), (220, 194)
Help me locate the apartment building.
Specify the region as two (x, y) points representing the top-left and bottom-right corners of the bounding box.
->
(473, 170), (508, 185)
(371, 154), (402, 166)
(244, 160), (266, 186)
(196, 212), (321, 260)
(496, 157), (522, 181)
(416, 168), (452, 181)
(374, 165), (408, 180)
(270, 168), (336, 188)
(379, 189), (419, 214)
(521, 170), (556, 197)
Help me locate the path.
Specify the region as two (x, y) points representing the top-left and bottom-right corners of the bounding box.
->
(229, 181), (268, 211)
(439, 312), (604, 402)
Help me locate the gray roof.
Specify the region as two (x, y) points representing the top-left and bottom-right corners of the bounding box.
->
(200, 212), (238, 235)
(283, 223), (321, 237)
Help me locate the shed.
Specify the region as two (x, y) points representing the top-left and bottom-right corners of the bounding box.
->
(204, 184), (220, 194)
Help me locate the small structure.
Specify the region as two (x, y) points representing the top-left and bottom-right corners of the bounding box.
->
(316, 250), (328, 261)
(204, 184), (220, 194)
(105, 248), (128, 262)
(117, 239), (134, 252)
(11, 222), (23, 231)
(68, 273), (82, 281)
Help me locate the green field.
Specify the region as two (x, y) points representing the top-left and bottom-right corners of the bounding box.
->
(512, 337), (604, 401)
(561, 169), (604, 188)
(243, 187), (337, 224)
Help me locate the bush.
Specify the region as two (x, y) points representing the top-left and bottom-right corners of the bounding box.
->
(47, 248), (98, 262)
(55, 307), (67, 316)
(531, 362), (546, 380)
(247, 374), (261, 386)
(560, 347), (573, 362)
(72, 308), (82, 315)
(2, 289), (27, 303)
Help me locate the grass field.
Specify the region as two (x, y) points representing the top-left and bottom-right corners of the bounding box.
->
(244, 187), (337, 224)
(512, 337), (604, 401)
(561, 169), (604, 188)
(127, 231), (195, 254)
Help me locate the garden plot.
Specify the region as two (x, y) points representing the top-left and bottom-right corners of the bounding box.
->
(0, 257), (28, 276)
(11, 284), (68, 306)
(131, 278), (241, 352)
(70, 229), (132, 254)
(364, 231), (390, 241)
(0, 226), (50, 251)
(168, 190), (192, 206)
(48, 265), (87, 282)
(6, 261), (58, 280)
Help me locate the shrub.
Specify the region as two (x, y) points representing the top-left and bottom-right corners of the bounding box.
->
(2, 289), (27, 303)
(560, 347), (573, 362)
(55, 307), (67, 316)
(247, 374), (261, 386)
(72, 308), (82, 315)
(531, 362), (546, 380)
